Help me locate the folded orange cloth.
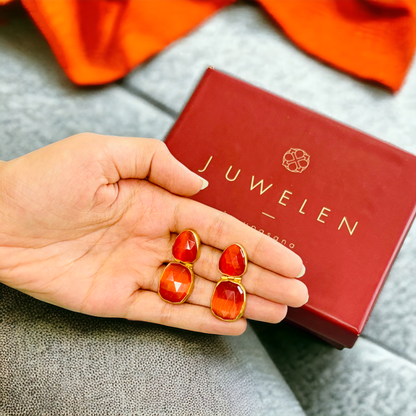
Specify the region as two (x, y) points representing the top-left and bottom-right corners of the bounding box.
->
(3, 0), (416, 91)
(19, 0), (235, 85)
(259, 0), (416, 92)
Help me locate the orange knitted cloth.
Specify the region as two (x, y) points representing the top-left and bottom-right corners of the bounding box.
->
(2, 0), (415, 91)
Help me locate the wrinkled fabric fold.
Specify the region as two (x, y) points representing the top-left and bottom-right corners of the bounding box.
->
(2, 0), (415, 91)
(19, 0), (235, 85)
(259, 0), (416, 92)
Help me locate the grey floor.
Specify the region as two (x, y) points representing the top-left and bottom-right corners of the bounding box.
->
(1, 1), (416, 415)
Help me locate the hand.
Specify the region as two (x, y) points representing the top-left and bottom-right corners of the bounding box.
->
(0, 133), (308, 335)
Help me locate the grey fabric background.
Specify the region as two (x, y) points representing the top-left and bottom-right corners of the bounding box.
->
(1, 1), (416, 415)
(0, 284), (304, 416)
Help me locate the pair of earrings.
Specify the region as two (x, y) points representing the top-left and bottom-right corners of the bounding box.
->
(158, 230), (248, 322)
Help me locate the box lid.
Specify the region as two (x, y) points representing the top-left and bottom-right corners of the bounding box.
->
(165, 68), (416, 348)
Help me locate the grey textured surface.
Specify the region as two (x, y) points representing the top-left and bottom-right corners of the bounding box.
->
(125, 0), (416, 363)
(236, 323), (305, 416)
(2, 1), (416, 415)
(364, 223), (416, 363)
(255, 322), (416, 416)
(0, 284), (304, 416)
(0, 6), (304, 416)
(0, 10), (173, 162)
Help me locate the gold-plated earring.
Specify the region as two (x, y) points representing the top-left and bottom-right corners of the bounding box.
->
(158, 230), (201, 304)
(211, 244), (247, 321)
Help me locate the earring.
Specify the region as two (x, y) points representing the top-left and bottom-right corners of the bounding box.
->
(158, 230), (201, 304)
(211, 244), (247, 321)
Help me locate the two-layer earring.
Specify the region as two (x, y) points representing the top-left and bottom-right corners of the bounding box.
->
(158, 230), (201, 304)
(210, 244), (247, 322)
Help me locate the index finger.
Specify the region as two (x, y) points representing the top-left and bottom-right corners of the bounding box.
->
(172, 197), (304, 278)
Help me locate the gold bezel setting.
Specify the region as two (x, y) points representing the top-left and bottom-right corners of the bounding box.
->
(218, 243), (248, 277)
(172, 229), (201, 263)
(210, 279), (247, 322)
(158, 230), (201, 304)
(211, 243), (248, 321)
(158, 262), (195, 305)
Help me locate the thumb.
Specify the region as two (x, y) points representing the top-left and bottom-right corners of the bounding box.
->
(104, 135), (208, 196)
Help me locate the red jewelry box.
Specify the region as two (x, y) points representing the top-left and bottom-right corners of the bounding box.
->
(165, 68), (416, 348)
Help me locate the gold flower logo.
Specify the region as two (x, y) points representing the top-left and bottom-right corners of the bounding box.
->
(282, 148), (310, 173)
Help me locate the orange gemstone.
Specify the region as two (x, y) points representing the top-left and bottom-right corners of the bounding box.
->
(211, 281), (245, 321)
(172, 230), (198, 263)
(219, 244), (247, 276)
(159, 263), (193, 303)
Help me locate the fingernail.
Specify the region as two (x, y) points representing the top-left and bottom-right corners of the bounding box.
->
(296, 264), (306, 278)
(197, 175), (209, 190)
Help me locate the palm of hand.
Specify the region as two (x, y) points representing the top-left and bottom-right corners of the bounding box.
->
(0, 134), (307, 335)
(0, 138), (176, 318)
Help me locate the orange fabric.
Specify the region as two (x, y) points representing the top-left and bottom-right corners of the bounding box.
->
(19, 0), (234, 85)
(4, 0), (416, 91)
(259, 0), (416, 92)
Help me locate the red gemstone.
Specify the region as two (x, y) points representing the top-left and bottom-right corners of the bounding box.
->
(172, 230), (198, 263)
(211, 281), (245, 321)
(159, 263), (193, 303)
(219, 244), (247, 276)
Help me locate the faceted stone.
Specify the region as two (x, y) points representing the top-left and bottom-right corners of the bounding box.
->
(172, 230), (198, 263)
(159, 263), (193, 304)
(219, 244), (247, 276)
(211, 281), (245, 321)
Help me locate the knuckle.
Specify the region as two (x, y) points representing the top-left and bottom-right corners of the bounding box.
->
(158, 302), (173, 326)
(208, 211), (230, 247)
(251, 267), (266, 294)
(199, 311), (213, 333)
(199, 246), (218, 279)
(253, 233), (265, 254)
(251, 233), (270, 262)
(151, 138), (167, 153)
(208, 247), (220, 276)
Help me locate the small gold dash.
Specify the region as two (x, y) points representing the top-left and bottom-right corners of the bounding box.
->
(262, 212), (275, 220)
